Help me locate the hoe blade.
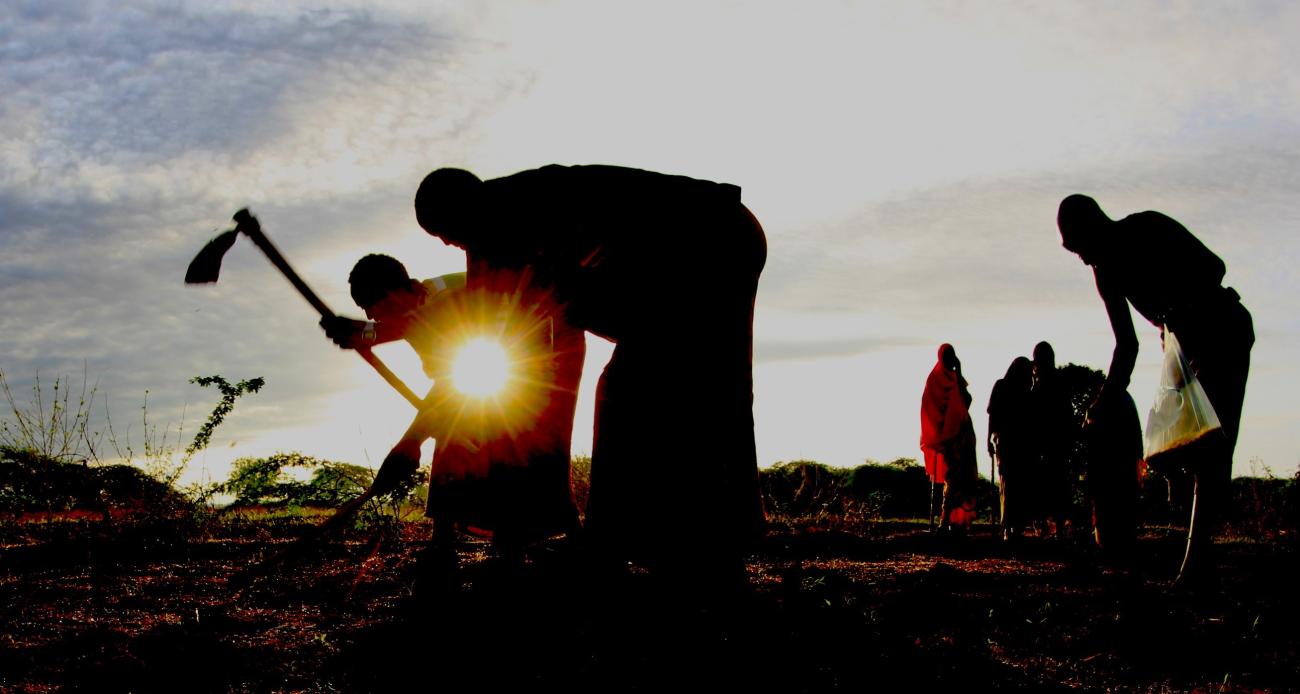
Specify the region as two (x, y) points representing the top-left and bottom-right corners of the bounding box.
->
(184, 229), (240, 284)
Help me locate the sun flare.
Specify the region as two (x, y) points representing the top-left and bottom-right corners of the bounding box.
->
(450, 337), (512, 397)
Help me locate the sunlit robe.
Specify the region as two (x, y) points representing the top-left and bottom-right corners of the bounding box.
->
(919, 344), (970, 485)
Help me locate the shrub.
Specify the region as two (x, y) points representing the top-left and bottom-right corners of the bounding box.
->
(760, 460), (864, 526)
(0, 445), (190, 520)
(206, 452), (425, 528)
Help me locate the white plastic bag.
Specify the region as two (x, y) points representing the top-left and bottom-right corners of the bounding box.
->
(1143, 329), (1222, 460)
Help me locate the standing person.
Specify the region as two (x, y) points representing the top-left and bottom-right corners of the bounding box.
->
(987, 356), (1034, 541)
(412, 164), (766, 590)
(1057, 193), (1253, 582)
(1084, 388), (1143, 561)
(920, 343), (978, 536)
(324, 254), (584, 582)
(1030, 341), (1074, 539)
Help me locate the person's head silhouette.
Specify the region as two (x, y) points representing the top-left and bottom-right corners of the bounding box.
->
(346, 253), (437, 333)
(1032, 340), (1055, 382)
(1057, 194), (1113, 266)
(938, 343), (960, 372)
(415, 168), (486, 250)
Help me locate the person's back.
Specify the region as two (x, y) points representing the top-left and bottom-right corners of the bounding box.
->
(457, 164), (753, 342)
(1099, 211), (1227, 334)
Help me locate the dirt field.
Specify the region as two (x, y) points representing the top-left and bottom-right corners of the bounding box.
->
(1, 520), (1296, 693)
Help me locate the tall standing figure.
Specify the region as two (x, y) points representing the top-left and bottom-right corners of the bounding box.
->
(413, 164), (767, 587)
(1057, 194), (1253, 582)
(1030, 341), (1074, 538)
(920, 343), (978, 535)
(987, 356), (1034, 541)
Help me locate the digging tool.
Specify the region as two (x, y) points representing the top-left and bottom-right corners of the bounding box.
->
(185, 208), (424, 409)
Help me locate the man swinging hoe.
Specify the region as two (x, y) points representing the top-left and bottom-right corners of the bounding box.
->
(323, 253), (584, 580)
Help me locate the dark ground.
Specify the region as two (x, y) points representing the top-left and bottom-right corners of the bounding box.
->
(1, 519), (1296, 693)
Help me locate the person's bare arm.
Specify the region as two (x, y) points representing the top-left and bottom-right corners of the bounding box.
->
(371, 385), (441, 493)
(1095, 267), (1137, 401)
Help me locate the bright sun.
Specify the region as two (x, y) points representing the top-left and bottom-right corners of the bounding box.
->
(451, 337), (512, 397)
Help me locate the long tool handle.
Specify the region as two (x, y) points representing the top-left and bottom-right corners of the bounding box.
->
(231, 209), (424, 410)
(356, 348), (424, 409)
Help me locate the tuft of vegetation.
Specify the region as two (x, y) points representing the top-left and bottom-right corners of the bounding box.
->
(570, 453), (591, 521)
(0, 369), (102, 464)
(760, 458), (999, 529)
(210, 451), (421, 511)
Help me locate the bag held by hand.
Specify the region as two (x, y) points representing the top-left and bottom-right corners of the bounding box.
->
(1143, 330), (1222, 463)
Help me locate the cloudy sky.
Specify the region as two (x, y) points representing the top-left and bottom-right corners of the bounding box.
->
(2, 0), (1297, 487)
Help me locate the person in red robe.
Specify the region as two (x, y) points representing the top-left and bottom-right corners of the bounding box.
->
(920, 343), (978, 534)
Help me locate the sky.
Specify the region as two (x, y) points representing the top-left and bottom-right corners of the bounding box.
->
(2, 0), (1297, 488)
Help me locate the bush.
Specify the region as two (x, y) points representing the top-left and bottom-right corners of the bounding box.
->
(847, 458), (931, 520)
(206, 452), (426, 529)
(0, 445), (187, 516)
(1224, 471), (1298, 540)
(761, 460), (864, 526)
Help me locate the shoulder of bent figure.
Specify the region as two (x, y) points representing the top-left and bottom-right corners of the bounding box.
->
(420, 272), (467, 297)
(1118, 210), (1225, 279)
(407, 273), (467, 326)
(488, 163), (741, 206)
(1115, 210), (1200, 250)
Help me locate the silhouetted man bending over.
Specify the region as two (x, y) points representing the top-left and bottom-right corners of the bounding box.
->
(327, 255), (584, 581)
(1057, 194), (1253, 583)
(414, 165), (767, 589)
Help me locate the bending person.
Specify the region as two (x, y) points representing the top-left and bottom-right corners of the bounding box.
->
(1057, 194), (1253, 582)
(324, 254), (583, 581)
(412, 164), (766, 589)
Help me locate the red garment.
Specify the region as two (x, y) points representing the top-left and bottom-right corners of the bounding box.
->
(920, 344), (970, 484)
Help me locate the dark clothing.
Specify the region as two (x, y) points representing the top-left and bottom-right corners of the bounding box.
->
(459, 165), (766, 570)
(1085, 391), (1143, 557)
(987, 375), (1034, 534)
(939, 413), (979, 529)
(1165, 295), (1254, 450)
(1029, 370), (1074, 529)
(467, 165), (748, 344)
(409, 265), (584, 544)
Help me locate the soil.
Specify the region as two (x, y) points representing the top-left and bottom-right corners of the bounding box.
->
(1, 519), (1295, 693)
